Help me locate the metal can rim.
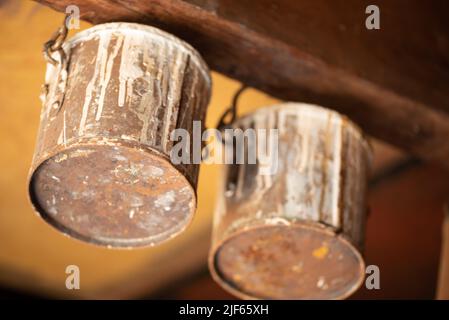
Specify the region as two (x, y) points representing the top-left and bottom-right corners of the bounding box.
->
(27, 137), (197, 248)
(208, 220), (366, 300)
(233, 102), (373, 166)
(63, 22), (212, 92)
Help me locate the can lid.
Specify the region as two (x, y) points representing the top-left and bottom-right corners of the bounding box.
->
(209, 223), (365, 299)
(29, 143), (196, 248)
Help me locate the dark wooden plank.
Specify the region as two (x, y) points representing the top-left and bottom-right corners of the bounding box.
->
(36, 0), (449, 168)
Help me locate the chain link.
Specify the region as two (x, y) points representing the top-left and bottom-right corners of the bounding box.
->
(43, 13), (72, 65)
(216, 84), (248, 131)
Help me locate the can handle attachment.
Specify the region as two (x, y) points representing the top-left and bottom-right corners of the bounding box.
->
(216, 84), (248, 131)
(41, 13), (73, 113)
(43, 13), (72, 66)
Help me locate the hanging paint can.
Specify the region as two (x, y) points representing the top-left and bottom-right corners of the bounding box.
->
(209, 103), (371, 299)
(29, 23), (211, 247)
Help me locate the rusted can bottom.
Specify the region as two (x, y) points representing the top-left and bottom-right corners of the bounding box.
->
(209, 224), (364, 299)
(29, 142), (195, 248)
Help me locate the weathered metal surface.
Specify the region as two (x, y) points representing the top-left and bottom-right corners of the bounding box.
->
(209, 103), (371, 299)
(29, 23), (211, 247)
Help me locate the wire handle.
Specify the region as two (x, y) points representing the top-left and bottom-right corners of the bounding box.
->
(216, 84), (248, 131)
(41, 13), (74, 113)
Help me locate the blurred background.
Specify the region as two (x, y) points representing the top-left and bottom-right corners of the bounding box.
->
(0, 1), (448, 299)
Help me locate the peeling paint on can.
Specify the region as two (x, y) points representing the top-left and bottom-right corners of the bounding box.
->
(29, 23), (211, 248)
(208, 103), (371, 299)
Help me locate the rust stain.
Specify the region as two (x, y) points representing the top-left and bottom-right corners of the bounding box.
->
(312, 244), (329, 259)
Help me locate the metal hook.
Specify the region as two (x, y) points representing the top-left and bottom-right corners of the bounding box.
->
(43, 13), (72, 66)
(216, 84), (248, 131)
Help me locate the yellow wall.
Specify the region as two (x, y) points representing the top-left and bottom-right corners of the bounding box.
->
(0, 1), (278, 297)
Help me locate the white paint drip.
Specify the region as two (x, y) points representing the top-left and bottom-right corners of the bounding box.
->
(117, 33), (145, 107)
(331, 115), (342, 227)
(43, 53), (61, 120)
(57, 110), (67, 145)
(63, 110), (67, 145)
(78, 34), (111, 135)
(161, 46), (187, 151)
(95, 35), (124, 121)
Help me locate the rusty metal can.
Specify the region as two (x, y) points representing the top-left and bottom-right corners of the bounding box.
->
(208, 103), (371, 299)
(28, 23), (211, 247)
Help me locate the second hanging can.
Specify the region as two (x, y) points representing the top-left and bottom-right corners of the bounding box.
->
(209, 102), (371, 299)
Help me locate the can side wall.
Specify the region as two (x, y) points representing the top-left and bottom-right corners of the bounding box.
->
(211, 104), (371, 251)
(31, 24), (211, 188)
